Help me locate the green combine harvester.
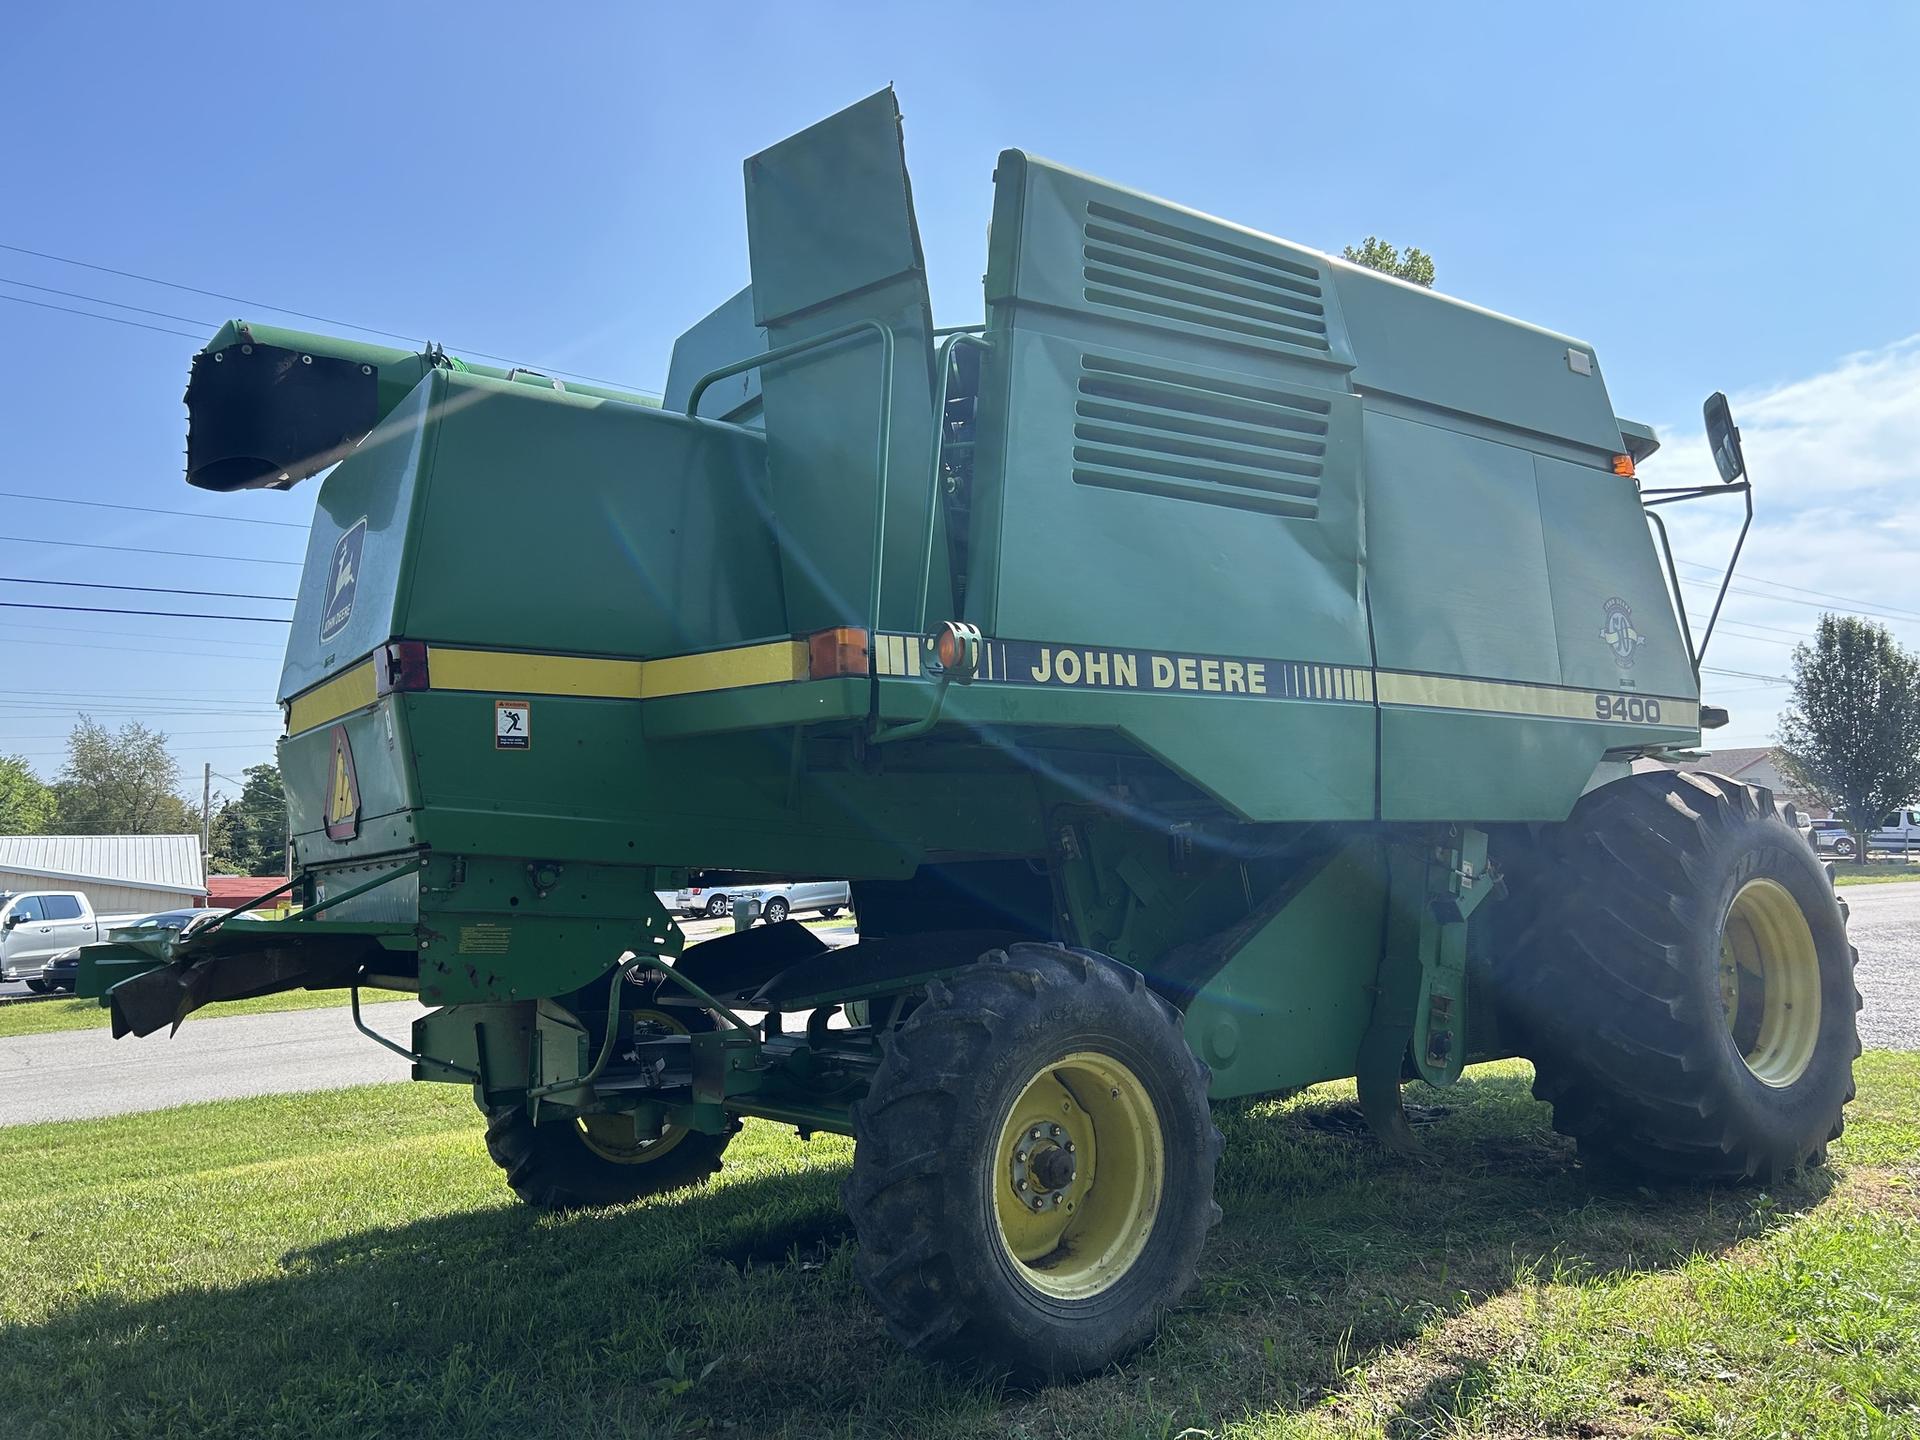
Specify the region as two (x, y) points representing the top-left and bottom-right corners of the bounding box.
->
(82, 92), (1858, 1376)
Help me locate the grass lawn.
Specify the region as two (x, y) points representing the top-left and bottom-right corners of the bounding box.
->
(2, 1057), (1916, 1440)
(0, 986), (411, 1040)
(1831, 861), (1920, 886)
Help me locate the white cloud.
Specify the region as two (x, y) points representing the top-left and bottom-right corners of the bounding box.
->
(1636, 334), (1920, 748)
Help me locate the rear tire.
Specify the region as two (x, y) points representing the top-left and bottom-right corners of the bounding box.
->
(1498, 771), (1859, 1181)
(480, 998), (736, 1208)
(845, 943), (1221, 1378)
(704, 895), (730, 919)
(762, 897), (789, 925)
(24, 978), (49, 994)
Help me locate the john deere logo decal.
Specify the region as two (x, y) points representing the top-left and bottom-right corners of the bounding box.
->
(324, 725), (360, 841)
(1599, 596), (1645, 667)
(319, 517), (367, 643)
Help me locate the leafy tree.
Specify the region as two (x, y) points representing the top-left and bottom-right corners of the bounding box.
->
(0, 755), (55, 834)
(1777, 615), (1920, 843)
(1342, 236), (1436, 287)
(209, 764), (288, 876)
(52, 717), (193, 836)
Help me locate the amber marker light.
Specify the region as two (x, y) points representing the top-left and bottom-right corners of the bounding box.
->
(808, 627), (871, 679)
(1612, 454), (1636, 477)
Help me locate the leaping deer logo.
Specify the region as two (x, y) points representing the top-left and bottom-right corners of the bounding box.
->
(319, 518), (367, 642)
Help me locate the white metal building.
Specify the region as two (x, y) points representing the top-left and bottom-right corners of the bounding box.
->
(0, 835), (206, 915)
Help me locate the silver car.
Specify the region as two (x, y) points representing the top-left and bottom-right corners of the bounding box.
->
(672, 878), (851, 923)
(1808, 819), (1858, 859)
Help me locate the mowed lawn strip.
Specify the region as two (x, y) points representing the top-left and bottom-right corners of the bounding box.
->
(1, 1056), (1915, 1440)
(0, 985), (411, 1039)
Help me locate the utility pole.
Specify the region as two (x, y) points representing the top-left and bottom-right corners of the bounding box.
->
(201, 762), (212, 878)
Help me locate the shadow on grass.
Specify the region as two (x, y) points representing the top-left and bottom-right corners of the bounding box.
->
(0, 1070), (1838, 1440)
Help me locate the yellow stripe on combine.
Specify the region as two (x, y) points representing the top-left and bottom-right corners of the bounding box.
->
(638, 640), (808, 698)
(283, 640), (811, 735)
(285, 660), (378, 735)
(427, 647), (645, 699)
(1375, 671), (1687, 722)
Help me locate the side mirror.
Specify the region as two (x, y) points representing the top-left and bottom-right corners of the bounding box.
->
(2, 912), (21, 929)
(1703, 391), (1746, 484)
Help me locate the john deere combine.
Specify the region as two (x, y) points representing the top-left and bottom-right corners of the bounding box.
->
(82, 91), (1858, 1376)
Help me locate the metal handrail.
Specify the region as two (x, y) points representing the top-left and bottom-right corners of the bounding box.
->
(917, 331), (991, 634)
(684, 320), (897, 638)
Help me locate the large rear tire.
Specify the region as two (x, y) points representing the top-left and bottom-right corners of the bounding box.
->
(480, 999), (736, 1208)
(845, 943), (1221, 1378)
(1498, 770), (1859, 1180)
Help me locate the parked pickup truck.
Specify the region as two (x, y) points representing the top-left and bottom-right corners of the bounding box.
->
(0, 891), (142, 991)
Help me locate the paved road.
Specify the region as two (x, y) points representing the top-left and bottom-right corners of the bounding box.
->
(1843, 883), (1920, 1051)
(0, 902), (1910, 1128)
(0, 1000), (427, 1126)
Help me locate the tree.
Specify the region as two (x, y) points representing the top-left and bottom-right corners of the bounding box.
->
(1342, 236), (1436, 287)
(208, 764), (288, 875)
(0, 755), (55, 834)
(52, 717), (194, 835)
(1777, 615), (1920, 843)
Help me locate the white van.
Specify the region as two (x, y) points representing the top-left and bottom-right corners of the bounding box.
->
(1869, 809), (1920, 854)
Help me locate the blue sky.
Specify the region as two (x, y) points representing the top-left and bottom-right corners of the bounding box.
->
(1, 3), (1916, 804)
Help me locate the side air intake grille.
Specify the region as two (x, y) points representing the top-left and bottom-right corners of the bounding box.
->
(1072, 354), (1329, 519)
(1081, 201), (1330, 354)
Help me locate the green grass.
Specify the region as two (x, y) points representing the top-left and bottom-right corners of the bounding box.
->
(0, 985), (411, 1039)
(3, 1057), (1917, 1439)
(1831, 861), (1920, 886)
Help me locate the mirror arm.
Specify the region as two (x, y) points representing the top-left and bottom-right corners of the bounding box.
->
(1692, 481), (1755, 674)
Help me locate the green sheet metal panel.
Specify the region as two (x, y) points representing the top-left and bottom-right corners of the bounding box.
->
(1183, 837), (1387, 1097)
(665, 286), (766, 425)
(402, 373), (782, 656)
(1534, 455), (1697, 699)
(965, 151), (1375, 819)
(278, 376), (435, 702)
(743, 89), (951, 633)
(280, 372), (783, 700)
(1332, 260), (1627, 457)
(1363, 411), (1561, 685)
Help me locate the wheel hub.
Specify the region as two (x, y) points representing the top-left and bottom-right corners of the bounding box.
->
(1008, 1122), (1079, 1210)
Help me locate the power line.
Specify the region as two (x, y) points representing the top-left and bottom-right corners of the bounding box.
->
(0, 276), (213, 330)
(0, 601), (289, 623)
(1679, 576), (1920, 627)
(0, 575), (296, 602)
(1677, 561), (1920, 623)
(0, 292), (202, 341)
(0, 536), (301, 566)
(2, 617), (282, 650)
(0, 726), (280, 741)
(1, 241), (657, 395)
(0, 490), (309, 531)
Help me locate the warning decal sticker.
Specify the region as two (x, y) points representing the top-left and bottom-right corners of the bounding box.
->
(495, 700), (530, 750)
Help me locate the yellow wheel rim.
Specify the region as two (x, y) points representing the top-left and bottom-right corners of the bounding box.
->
(991, 1051), (1163, 1300)
(576, 1008), (693, 1164)
(1719, 879), (1822, 1088)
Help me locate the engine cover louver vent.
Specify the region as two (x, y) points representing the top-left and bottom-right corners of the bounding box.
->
(1081, 200), (1331, 355)
(1072, 354), (1328, 519)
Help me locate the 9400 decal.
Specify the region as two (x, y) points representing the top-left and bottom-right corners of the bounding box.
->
(1595, 693), (1663, 724)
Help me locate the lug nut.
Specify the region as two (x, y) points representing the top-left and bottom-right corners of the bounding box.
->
(1049, 1124), (1062, 1138)
(1016, 1179), (1027, 1191)
(1030, 1196), (1045, 1212)
(1065, 1141), (1075, 1153)
(1030, 1126), (1043, 1140)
